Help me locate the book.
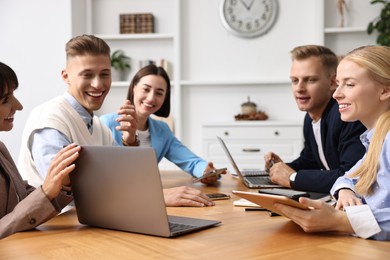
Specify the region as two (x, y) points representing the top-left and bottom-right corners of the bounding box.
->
(120, 13), (154, 34)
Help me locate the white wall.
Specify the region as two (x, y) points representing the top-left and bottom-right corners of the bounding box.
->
(0, 0), (73, 159)
(180, 0), (322, 154)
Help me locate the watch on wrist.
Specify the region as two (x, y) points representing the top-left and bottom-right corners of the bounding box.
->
(289, 172), (297, 189)
(122, 134), (140, 147)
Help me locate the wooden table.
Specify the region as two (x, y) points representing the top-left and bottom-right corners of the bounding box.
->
(0, 171), (388, 259)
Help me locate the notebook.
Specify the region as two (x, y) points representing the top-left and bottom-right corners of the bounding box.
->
(217, 136), (282, 188)
(70, 146), (221, 237)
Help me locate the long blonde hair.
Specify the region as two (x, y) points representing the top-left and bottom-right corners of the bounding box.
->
(345, 46), (390, 195)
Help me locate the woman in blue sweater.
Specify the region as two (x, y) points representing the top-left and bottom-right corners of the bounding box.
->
(101, 65), (224, 207)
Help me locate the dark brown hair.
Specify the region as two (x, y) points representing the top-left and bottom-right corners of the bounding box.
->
(127, 64), (171, 117)
(0, 62), (18, 99)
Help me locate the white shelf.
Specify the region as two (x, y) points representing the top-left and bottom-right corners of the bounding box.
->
(202, 121), (302, 127)
(324, 27), (367, 34)
(111, 81), (130, 88)
(180, 79), (290, 86)
(111, 81), (174, 88)
(95, 34), (175, 40)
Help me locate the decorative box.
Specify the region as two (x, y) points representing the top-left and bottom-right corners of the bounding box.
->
(120, 13), (154, 34)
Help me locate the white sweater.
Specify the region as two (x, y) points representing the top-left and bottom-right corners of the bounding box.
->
(18, 96), (114, 187)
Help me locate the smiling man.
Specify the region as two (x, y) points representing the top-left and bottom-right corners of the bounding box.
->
(18, 35), (137, 187)
(264, 45), (367, 193)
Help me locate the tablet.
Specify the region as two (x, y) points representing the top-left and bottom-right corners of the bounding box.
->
(232, 190), (310, 216)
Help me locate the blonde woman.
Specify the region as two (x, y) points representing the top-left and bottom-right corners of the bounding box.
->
(275, 45), (390, 241)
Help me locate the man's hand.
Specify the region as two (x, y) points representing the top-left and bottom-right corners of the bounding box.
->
(264, 152), (283, 172)
(268, 162), (295, 187)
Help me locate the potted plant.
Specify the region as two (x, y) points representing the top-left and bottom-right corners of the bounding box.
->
(367, 0), (390, 46)
(111, 50), (131, 81)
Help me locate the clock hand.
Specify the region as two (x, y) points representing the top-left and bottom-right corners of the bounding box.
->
(239, 0), (250, 11)
(247, 0), (255, 10)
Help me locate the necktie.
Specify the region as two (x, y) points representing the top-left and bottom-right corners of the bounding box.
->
(87, 119), (93, 134)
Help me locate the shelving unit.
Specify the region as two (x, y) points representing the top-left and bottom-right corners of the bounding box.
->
(323, 0), (379, 55)
(84, 0), (183, 138)
(95, 34), (175, 40)
(180, 79), (290, 87)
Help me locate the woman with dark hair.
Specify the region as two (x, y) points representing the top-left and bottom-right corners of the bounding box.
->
(101, 65), (224, 207)
(0, 62), (80, 239)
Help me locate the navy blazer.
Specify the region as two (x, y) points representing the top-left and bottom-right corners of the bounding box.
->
(287, 99), (366, 193)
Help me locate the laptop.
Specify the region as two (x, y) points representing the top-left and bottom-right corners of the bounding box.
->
(70, 146), (221, 237)
(217, 136), (282, 188)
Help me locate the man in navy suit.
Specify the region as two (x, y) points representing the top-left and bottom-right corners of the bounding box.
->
(264, 45), (366, 194)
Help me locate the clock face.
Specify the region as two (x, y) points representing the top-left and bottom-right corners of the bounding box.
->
(220, 0), (279, 38)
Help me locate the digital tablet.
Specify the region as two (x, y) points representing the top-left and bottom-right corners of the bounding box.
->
(232, 190), (310, 216)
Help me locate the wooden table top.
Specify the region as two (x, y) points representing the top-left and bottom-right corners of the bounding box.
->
(0, 171), (388, 259)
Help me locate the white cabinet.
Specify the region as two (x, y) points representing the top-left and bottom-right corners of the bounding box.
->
(202, 121), (303, 171)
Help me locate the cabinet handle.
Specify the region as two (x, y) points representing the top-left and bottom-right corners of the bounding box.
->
(242, 149), (261, 152)
(224, 131), (229, 136)
(274, 131), (279, 136)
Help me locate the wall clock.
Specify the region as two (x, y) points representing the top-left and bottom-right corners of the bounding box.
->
(220, 0), (279, 38)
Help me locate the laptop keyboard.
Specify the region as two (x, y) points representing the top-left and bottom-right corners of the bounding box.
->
(245, 176), (273, 185)
(169, 222), (197, 233)
(242, 170), (269, 176)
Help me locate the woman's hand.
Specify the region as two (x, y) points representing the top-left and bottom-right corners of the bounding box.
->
(42, 144), (81, 200)
(335, 189), (363, 210)
(200, 162), (227, 184)
(163, 186), (215, 207)
(275, 197), (354, 234)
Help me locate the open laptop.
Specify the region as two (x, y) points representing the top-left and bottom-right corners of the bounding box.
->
(70, 146), (220, 237)
(217, 136), (282, 188)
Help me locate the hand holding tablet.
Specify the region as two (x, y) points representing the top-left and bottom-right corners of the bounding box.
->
(232, 190), (310, 216)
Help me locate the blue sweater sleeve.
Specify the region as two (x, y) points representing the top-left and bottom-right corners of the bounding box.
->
(100, 115), (207, 177)
(100, 113), (123, 145)
(149, 119), (207, 177)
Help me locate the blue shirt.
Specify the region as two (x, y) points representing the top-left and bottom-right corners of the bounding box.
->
(331, 129), (390, 240)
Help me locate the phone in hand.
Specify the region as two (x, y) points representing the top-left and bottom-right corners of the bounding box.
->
(206, 193), (231, 200)
(192, 168), (227, 183)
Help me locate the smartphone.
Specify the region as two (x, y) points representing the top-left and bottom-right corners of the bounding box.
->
(258, 188), (310, 201)
(206, 193), (231, 200)
(192, 168), (227, 183)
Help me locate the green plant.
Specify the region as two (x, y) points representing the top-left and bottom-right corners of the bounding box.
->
(111, 50), (131, 71)
(367, 0), (390, 46)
